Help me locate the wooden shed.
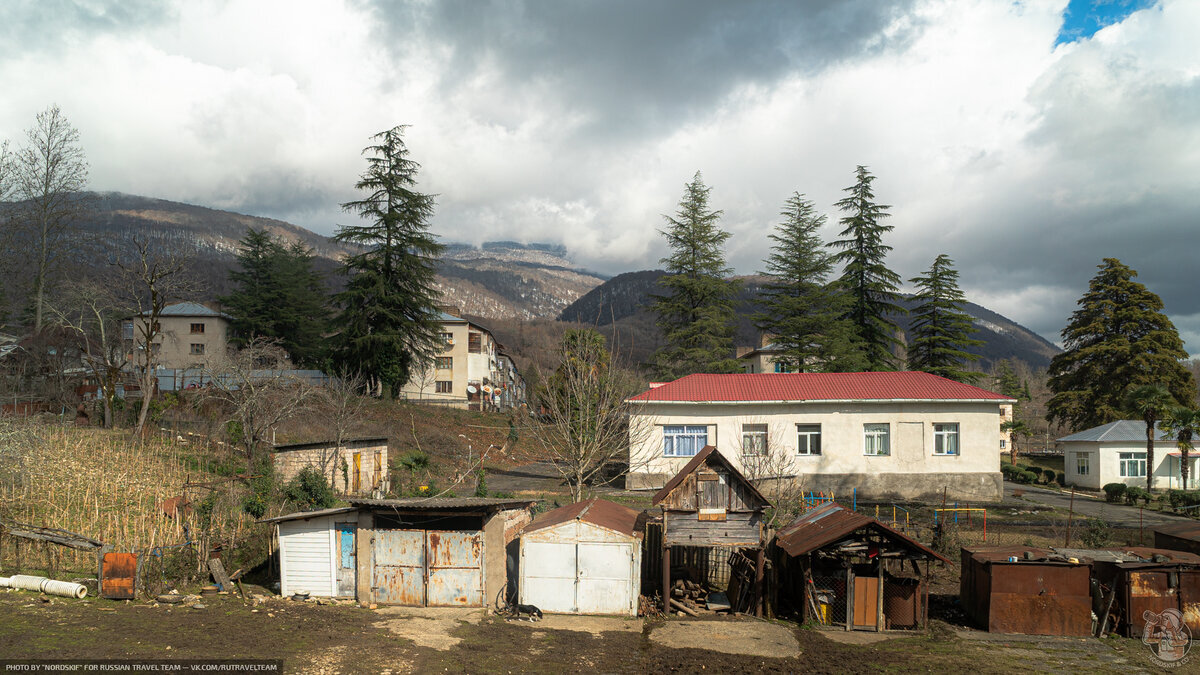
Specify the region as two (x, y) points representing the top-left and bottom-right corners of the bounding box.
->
(263, 497), (535, 607)
(518, 499), (646, 616)
(774, 503), (948, 631)
(652, 445), (770, 615)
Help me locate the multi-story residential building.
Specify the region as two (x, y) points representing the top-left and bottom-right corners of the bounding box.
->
(627, 371), (1014, 501)
(124, 302), (232, 371)
(400, 310), (524, 411)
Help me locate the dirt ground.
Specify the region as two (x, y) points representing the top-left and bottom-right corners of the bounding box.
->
(0, 587), (1171, 674)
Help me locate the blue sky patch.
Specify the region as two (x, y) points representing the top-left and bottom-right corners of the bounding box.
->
(1056, 0), (1157, 45)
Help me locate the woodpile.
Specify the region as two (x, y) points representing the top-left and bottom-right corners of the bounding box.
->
(670, 578), (710, 613)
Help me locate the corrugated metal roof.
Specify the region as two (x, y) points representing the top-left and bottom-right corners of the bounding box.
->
(775, 502), (950, 563)
(1154, 521), (1200, 542)
(629, 372), (1012, 403)
(522, 498), (646, 538)
(258, 506), (358, 524)
(347, 497), (536, 511)
(273, 437), (388, 452)
(1057, 420), (1173, 443)
(961, 546), (1075, 565)
(438, 311), (466, 322)
(154, 301), (232, 319)
(650, 445), (769, 508)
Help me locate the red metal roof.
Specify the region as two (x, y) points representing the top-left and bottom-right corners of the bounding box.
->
(629, 371), (1012, 403)
(522, 498), (646, 538)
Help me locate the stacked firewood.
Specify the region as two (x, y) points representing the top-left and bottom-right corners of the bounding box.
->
(670, 578), (709, 614)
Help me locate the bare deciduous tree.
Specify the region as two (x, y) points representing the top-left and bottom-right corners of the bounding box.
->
(119, 238), (197, 437)
(313, 369), (369, 487)
(199, 337), (317, 467)
(521, 329), (652, 503)
(13, 105), (90, 331)
(48, 281), (129, 428)
(738, 418), (808, 527)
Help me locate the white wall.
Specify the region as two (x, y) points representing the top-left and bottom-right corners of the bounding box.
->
(1062, 441), (1198, 490)
(278, 513), (357, 598)
(629, 400), (1003, 482)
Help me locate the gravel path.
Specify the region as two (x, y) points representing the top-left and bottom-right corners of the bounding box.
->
(1005, 482), (1195, 528)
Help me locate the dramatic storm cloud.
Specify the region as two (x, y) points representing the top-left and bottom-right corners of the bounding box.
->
(0, 0), (1196, 350)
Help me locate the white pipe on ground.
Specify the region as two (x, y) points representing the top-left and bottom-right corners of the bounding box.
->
(40, 579), (88, 599)
(8, 575), (45, 591)
(0, 576), (10, 588)
(6, 575), (88, 598)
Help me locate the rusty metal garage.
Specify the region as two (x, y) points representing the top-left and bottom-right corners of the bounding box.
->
(266, 498), (534, 608)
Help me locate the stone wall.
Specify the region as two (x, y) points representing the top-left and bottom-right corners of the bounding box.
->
(629, 470), (1003, 503)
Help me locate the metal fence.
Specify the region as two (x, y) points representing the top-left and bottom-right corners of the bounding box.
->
(808, 573), (848, 627)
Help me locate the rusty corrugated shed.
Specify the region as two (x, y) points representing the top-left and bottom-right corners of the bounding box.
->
(1155, 521), (1200, 541)
(775, 503), (950, 563)
(960, 546), (1094, 636)
(347, 497), (536, 511)
(650, 445), (769, 508)
(629, 371), (1012, 403)
(522, 498), (646, 538)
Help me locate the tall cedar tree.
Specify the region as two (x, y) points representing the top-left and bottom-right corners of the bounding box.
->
(829, 166), (904, 371)
(222, 229), (331, 367)
(649, 172), (741, 380)
(333, 126), (445, 397)
(906, 254), (983, 383)
(755, 193), (865, 372)
(1047, 258), (1196, 430)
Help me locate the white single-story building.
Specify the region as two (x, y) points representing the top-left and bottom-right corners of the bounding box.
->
(626, 372), (1014, 502)
(1058, 420), (1198, 490)
(518, 498), (645, 616)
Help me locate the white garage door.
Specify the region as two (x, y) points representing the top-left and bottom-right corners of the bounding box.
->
(521, 540), (634, 614)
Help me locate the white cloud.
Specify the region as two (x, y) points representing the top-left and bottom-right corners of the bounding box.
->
(1, 0), (1197, 352)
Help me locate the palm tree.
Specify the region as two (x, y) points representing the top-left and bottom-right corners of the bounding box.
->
(1002, 419), (1032, 466)
(1124, 384), (1175, 491)
(1162, 407), (1200, 490)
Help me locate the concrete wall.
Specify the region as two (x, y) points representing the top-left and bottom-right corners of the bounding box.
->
(273, 440), (388, 495)
(484, 507), (532, 612)
(137, 315), (231, 370)
(628, 400), (1005, 501)
(1061, 440), (1194, 490)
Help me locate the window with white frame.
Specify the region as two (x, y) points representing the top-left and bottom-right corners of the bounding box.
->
(663, 425), (708, 457)
(741, 424), (767, 455)
(797, 424), (821, 455)
(1000, 439), (1006, 449)
(863, 424), (890, 456)
(1119, 452), (1146, 478)
(933, 423), (959, 455)
(1075, 452), (1090, 476)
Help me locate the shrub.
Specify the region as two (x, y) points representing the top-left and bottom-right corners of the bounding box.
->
(1079, 519), (1111, 548)
(474, 469), (488, 497)
(1124, 486), (1150, 506)
(242, 459), (276, 518)
(1027, 466), (1044, 480)
(1015, 471), (1037, 484)
(398, 450), (431, 473)
(1042, 469), (1056, 485)
(1056, 473), (1067, 487)
(284, 466), (337, 510)
(1102, 483), (1127, 503)
(1000, 464), (1021, 481)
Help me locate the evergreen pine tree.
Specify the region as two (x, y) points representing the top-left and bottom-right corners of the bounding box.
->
(333, 126), (445, 397)
(755, 193), (865, 372)
(1047, 258), (1196, 430)
(649, 172), (741, 379)
(829, 165), (905, 370)
(222, 229), (331, 368)
(906, 254), (983, 383)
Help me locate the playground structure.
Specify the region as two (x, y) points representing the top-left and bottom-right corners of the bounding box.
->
(794, 491), (988, 541)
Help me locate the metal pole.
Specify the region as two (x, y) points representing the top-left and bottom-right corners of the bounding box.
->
(1065, 489), (1076, 547)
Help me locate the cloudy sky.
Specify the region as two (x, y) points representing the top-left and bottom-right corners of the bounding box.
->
(1, 0), (1196, 352)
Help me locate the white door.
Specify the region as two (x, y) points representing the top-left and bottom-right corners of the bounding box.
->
(521, 541), (577, 613)
(577, 542), (634, 615)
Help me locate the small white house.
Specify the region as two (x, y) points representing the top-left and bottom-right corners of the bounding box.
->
(1059, 420), (1198, 490)
(627, 372), (1014, 502)
(262, 507), (361, 598)
(519, 499), (644, 616)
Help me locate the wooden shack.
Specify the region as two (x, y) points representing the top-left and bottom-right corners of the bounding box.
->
(651, 445), (770, 615)
(774, 503), (948, 631)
